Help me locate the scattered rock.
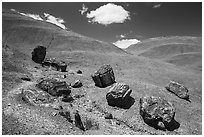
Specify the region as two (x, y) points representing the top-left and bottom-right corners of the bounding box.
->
(52, 112), (58, 116)
(165, 81), (190, 101)
(36, 78), (71, 96)
(76, 70), (82, 74)
(74, 94), (85, 99)
(91, 64), (115, 88)
(74, 110), (85, 131)
(61, 95), (74, 102)
(106, 83), (133, 108)
(68, 70), (75, 75)
(20, 74), (32, 81)
(139, 96), (177, 130)
(51, 103), (62, 110)
(86, 108), (93, 112)
(31, 46), (46, 64)
(104, 113), (113, 119)
(116, 121), (120, 125)
(59, 111), (73, 123)
(71, 80), (83, 88)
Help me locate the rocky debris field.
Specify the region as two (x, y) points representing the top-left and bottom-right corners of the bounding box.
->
(2, 59), (201, 135)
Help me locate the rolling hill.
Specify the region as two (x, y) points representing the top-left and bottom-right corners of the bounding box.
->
(2, 9), (202, 135)
(126, 36), (202, 71)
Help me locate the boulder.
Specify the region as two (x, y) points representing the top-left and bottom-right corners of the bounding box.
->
(106, 83), (132, 108)
(36, 78), (71, 96)
(139, 96), (176, 130)
(165, 81), (189, 100)
(31, 46), (46, 63)
(91, 64), (115, 88)
(71, 80), (83, 88)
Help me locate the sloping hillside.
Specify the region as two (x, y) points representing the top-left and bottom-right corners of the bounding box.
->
(2, 9), (126, 55)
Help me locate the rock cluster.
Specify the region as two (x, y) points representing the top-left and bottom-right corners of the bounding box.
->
(92, 65), (115, 88)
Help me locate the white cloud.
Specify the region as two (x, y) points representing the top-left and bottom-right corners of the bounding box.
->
(12, 9), (67, 30)
(10, 9), (16, 12)
(113, 39), (140, 49)
(21, 13), (43, 21)
(120, 34), (125, 38)
(79, 4), (88, 15)
(153, 3), (162, 8)
(15, 10), (43, 21)
(44, 13), (67, 30)
(86, 3), (130, 26)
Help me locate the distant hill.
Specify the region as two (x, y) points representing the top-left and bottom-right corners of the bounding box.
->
(2, 9), (126, 55)
(126, 36), (202, 71)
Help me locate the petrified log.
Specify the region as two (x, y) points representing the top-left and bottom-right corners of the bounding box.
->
(165, 81), (189, 101)
(106, 83), (132, 108)
(36, 78), (71, 96)
(140, 96), (176, 130)
(31, 46), (46, 63)
(92, 65), (115, 88)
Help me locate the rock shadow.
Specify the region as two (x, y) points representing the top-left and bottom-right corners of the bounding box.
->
(165, 118), (180, 131)
(109, 96), (135, 109)
(143, 118), (180, 131)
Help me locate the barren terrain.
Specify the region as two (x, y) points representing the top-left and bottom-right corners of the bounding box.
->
(2, 9), (202, 135)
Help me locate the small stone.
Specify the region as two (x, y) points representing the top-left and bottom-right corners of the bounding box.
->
(61, 95), (74, 102)
(71, 80), (83, 88)
(52, 112), (57, 116)
(76, 70), (82, 74)
(104, 113), (113, 119)
(86, 108), (93, 112)
(116, 121), (120, 125)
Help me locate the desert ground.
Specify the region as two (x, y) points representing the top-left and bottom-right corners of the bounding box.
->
(2, 9), (202, 135)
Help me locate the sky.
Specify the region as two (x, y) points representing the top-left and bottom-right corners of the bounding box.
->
(2, 2), (202, 49)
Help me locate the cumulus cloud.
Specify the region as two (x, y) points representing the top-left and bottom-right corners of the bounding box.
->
(153, 3), (162, 8)
(79, 4), (88, 15)
(113, 39), (140, 49)
(44, 13), (67, 30)
(86, 3), (130, 26)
